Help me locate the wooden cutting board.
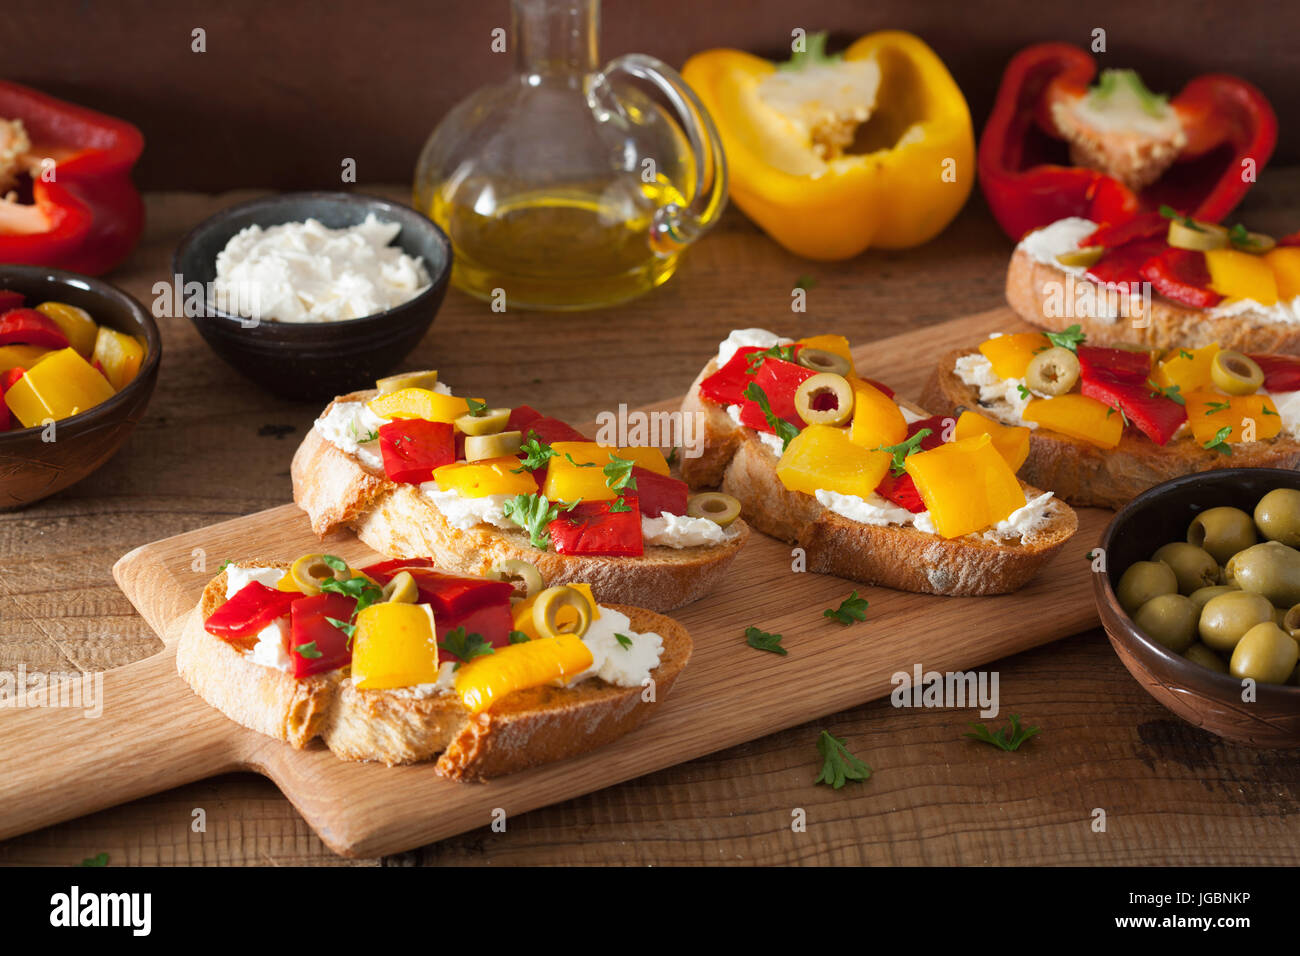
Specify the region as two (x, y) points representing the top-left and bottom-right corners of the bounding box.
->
(0, 307), (1111, 858)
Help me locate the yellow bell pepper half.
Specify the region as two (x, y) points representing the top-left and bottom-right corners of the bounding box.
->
(682, 30), (974, 260)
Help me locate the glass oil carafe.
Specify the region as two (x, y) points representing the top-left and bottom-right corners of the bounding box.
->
(413, 0), (727, 310)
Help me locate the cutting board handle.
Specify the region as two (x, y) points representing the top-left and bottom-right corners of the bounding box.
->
(0, 648), (239, 844)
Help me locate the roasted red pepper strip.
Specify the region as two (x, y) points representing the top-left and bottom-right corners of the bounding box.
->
(0, 81), (144, 275)
(288, 593), (356, 678)
(1080, 378), (1186, 445)
(378, 419), (454, 484)
(0, 291), (24, 314)
(523, 416), (588, 445)
(1139, 248), (1223, 309)
(874, 415), (949, 513)
(1077, 345), (1152, 386)
(1249, 354), (1300, 394)
(1082, 212), (1166, 249)
(1085, 238), (1166, 290)
(699, 346), (768, 407)
(506, 404), (544, 433)
(978, 43), (1276, 239)
(0, 308), (69, 349)
(738, 358), (816, 432)
(359, 561), (514, 653)
(625, 467), (689, 518)
(549, 499), (644, 557)
(204, 582), (298, 642)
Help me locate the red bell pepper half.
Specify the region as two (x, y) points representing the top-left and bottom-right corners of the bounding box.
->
(378, 419), (454, 484)
(0, 81), (145, 275)
(1249, 354), (1300, 394)
(625, 467), (689, 518)
(874, 415), (950, 513)
(1139, 247), (1223, 309)
(978, 43), (1276, 240)
(288, 592), (357, 678)
(549, 498), (644, 557)
(0, 308), (69, 349)
(203, 581), (298, 642)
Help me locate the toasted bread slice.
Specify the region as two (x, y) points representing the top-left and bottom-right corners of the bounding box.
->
(177, 564), (692, 780)
(1006, 246), (1300, 354)
(681, 360), (1077, 596)
(292, 391), (749, 613)
(922, 346), (1300, 510)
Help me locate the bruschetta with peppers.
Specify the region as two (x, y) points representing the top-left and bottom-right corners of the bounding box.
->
(1006, 209), (1300, 354)
(177, 553), (691, 779)
(291, 371), (748, 613)
(681, 330), (1078, 596)
(922, 328), (1300, 510)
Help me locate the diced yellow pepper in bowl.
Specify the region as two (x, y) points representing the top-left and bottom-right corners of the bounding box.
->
(3, 347), (116, 428)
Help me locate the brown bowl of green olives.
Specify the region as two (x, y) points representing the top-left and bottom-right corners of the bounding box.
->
(1095, 469), (1300, 749)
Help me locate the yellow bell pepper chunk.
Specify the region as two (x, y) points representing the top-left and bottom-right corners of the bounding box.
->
(776, 424), (891, 498)
(3, 347), (116, 427)
(36, 302), (99, 358)
(848, 379), (907, 449)
(953, 410), (1031, 472)
(455, 633), (594, 713)
(1022, 394), (1124, 449)
(681, 30), (974, 260)
(367, 387), (480, 423)
(510, 582), (600, 641)
(90, 325), (144, 391)
(1205, 248), (1278, 306)
(904, 434), (1025, 539)
(432, 457), (538, 497)
(977, 333), (1051, 381)
(1265, 247), (1300, 301)
(542, 441), (668, 503)
(1184, 389), (1281, 445)
(350, 603), (441, 691)
(1154, 343), (1220, 395)
(0, 344), (49, 374)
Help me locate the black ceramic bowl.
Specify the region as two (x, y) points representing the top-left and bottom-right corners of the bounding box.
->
(1094, 469), (1300, 748)
(0, 266), (161, 510)
(173, 191), (451, 400)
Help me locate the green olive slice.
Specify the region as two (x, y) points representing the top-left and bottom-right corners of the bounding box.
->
(1055, 246), (1104, 268)
(1210, 350), (1264, 395)
(464, 430), (523, 461)
(796, 347), (852, 377)
(1167, 219), (1228, 251)
(455, 408), (511, 436)
(686, 491), (741, 528)
(1024, 346), (1080, 396)
(489, 558), (543, 599)
(381, 571), (419, 603)
(375, 370), (438, 394)
(290, 553), (349, 596)
(532, 585), (593, 640)
(1230, 229), (1276, 254)
(794, 372), (854, 426)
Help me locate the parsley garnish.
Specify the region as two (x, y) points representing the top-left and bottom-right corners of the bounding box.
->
(614, 633), (633, 650)
(348, 420), (379, 443)
(80, 852), (109, 867)
(1044, 324), (1086, 353)
(1204, 399), (1232, 415)
(218, 559), (233, 572)
(1147, 380), (1185, 405)
(439, 627), (495, 669)
(1159, 204), (1200, 229)
(742, 381), (800, 451)
(317, 562), (384, 639)
(508, 630), (530, 644)
(964, 714), (1041, 752)
(823, 591), (870, 626)
(814, 730), (872, 789)
(794, 275), (817, 290)
(294, 641), (323, 660)
(745, 626), (787, 656)
(1179, 349), (1195, 360)
(513, 436), (558, 472)
(325, 617), (356, 641)
(465, 397), (488, 416)
(603, 453), (638, 493)
(1264, 405), (1279, 416)
(745, 343), (798, 374)
(1203, 425), (1233, 455)
(874, 428), (932, 477)
(665, 446), (679, 465)
(1016, 383), (1031, 401)
(565, 452), (599, 468)
(502, 492), (566, 549)
(608, 497), (632, 513)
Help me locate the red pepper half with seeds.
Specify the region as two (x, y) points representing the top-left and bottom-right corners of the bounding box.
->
(0, 81), (144, 275)
(978, 43), (1276, 240)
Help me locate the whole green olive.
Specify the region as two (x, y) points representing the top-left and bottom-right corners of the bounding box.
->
(1282, 602), (1300, 638)
(1151, 542), (1220, 594)
(1189, 584), (1237, 611)
(1133, 594), (1199, 652)
(1117, 560), (1178, 615)
(1229, 622), (1300, 684)
(1187, 506), (1257, 565)
(1253, 488), (1300, 546)
(1224, 540), (1300, 608)
(1184, 642), (1228, 673)
(1198, 590), (1275, 653)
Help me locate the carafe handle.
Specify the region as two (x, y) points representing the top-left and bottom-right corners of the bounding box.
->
(589, 53), (728, 255)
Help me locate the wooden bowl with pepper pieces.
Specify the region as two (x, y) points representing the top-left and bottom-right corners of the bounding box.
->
(0, 265), (160, 509)
(1094, 469), (1300, 749)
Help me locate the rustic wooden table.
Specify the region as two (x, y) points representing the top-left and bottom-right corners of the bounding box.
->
(1, 179), (1297, 866)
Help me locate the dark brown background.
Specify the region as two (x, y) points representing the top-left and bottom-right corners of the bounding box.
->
(19, 0), (1300, 191)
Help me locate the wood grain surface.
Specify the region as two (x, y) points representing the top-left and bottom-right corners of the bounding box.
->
(1, 180), (1298, 865)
